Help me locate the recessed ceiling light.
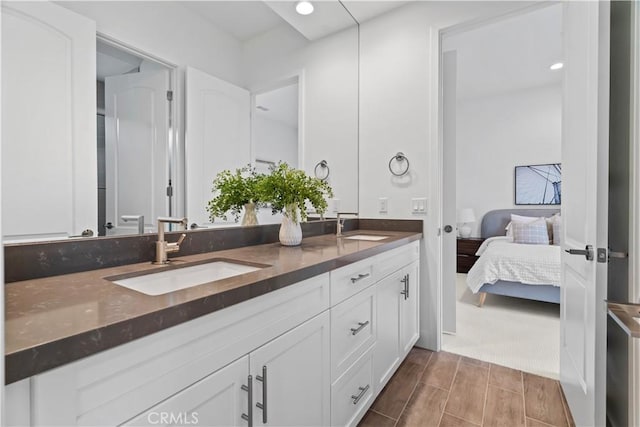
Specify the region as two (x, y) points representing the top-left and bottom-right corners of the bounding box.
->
(549, 62), (564, 70)
(296, 1), (314, 15)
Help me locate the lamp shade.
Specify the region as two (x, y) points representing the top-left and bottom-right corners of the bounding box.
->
(457, 208), (476, 223)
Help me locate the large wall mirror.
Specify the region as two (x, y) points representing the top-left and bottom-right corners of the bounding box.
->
(1, 0), (359, 241)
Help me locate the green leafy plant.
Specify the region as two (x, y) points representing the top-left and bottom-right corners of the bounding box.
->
(258, 162), (334, 223)
(207, 165), (264, 222)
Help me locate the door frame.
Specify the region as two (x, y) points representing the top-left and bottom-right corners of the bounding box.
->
(248, 72), (306, 173)
(96, 33), (181, 219)
(436, 1), (561, 345)
(629, 2), (640, 425)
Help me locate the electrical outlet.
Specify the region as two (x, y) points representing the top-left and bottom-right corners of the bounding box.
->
(411, 198), (427, 215)
(379, 197), (388, 213)
(332, 198), (340, 213)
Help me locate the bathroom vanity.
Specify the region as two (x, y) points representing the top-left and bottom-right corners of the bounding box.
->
(5, 226), (421, 427)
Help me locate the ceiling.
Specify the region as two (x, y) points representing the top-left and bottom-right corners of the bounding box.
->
(96, 41), (143, 81)
(442, 4), (563, 100)
(181, 1), (284, 42)
(178, 1), (409, 43)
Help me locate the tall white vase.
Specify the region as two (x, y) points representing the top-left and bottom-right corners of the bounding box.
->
(241, 202), (258, 226)
(279, 204), (302, 246)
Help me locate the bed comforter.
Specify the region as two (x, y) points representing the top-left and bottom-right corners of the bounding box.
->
(466, 237), (561, 294)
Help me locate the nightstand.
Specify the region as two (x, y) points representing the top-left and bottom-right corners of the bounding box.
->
(457, 237), (485, 273)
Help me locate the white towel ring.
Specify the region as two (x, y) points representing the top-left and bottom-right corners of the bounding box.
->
(389, 152), (410, 176)
(314, 160), (330, 181)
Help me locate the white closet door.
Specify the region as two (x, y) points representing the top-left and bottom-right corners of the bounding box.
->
(185, 67), (250, 227)
(105, 70), (170, 235)
(1, 2), (96, 241)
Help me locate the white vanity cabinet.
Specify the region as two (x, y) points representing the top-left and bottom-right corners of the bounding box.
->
(249, 311), (331, 427)
(125, 355), (249, 427)
(125, 311), (331, 427)
(5, 240), (421, 427)
(373, 260), (420, 393)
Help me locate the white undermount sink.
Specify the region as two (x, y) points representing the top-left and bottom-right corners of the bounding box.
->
(110, 260), (264, 296)
(344, 234), (389, 241)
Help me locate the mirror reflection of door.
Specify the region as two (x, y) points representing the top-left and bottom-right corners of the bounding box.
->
(96, 40), (173, 236)
(252, 79), (300, 174)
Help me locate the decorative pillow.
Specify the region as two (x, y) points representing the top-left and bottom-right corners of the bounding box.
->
(505, 214), (541, 239)
(512, 218), (550, 245)
(552, 215), (562, 246)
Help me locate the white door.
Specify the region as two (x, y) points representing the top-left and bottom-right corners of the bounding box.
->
(124, 355), (249, 426)
(442, 50), (458, 334)
(400, 261), (420, 355)
(249, 311), (331, 427)
(1, 1), (96, 241)
(560, 2), (609, 426)
(185, 67), (250, 227)
(105, 70), (170, 235)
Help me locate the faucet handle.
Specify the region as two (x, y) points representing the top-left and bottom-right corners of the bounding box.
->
(176, 233), (186, 246)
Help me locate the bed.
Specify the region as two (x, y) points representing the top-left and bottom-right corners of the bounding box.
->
(467, 208), (561, 306)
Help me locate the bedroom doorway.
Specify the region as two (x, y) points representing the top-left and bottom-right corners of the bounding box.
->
(440, 3), (564, 379)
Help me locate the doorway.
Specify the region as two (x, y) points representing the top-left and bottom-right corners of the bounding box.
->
(96, 38), (176, 236)
(440, 3), (564, 379)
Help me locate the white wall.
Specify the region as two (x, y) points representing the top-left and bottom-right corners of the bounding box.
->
(456, 84), (562, 237)
(253, 116), (298, 168)
(358, 1), (535, 350)
(58, 1), (243, 86)
(243, 25), (359, 215)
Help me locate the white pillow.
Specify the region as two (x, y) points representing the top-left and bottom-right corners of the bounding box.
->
(512, 218), (550, 245)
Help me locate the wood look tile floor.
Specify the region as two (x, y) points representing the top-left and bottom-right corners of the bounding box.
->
(359, 348), (575, 427)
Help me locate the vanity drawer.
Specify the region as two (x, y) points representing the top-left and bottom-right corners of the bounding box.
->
(331, 285), (376, 382)
(374, 240), (420, 280)
(331, 347), (375, 427)
(331, 259), (375, 305)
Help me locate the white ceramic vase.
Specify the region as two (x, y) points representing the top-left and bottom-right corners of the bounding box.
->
(279, 204), (302, 246)
(241, 202), (258, 226)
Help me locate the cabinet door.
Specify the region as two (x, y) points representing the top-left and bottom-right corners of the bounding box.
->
(373, 270), (402, 392)
(124, 355), (249, 427)
(249, 311), (331, 427)
(399, 261), (420, 356)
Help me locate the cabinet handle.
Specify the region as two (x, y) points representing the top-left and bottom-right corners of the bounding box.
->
(405, 274), (410, 299)
(400, 274), (409, 300)
(241, 375), (253, 427)
(350, 321), (370, 335)
(351, 384), (370, 405)
(350, 273), (370, 283)
(256, 365), (267, 423)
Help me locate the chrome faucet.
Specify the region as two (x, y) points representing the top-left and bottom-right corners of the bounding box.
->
(336, 212), (358, 237)
(154, 216), (188, 264)
(121, 215), (145, 235)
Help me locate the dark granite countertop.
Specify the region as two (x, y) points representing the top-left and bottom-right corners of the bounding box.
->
(608, 302), (640, 338)
(5, 229), (421, 384)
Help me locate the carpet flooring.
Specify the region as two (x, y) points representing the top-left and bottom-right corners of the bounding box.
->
(442, 274), (560, 379)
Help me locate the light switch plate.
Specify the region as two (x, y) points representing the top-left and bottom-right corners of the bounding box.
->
(332, 198), (340, 213)
(411, 198), (427, 215)
(379, 197), (388, 213)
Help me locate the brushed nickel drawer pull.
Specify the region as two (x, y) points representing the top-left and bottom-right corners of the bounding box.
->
(241, 375), (253, 426)
(351, 384), (370, 404)
(256, 366), (267, 423)
(350, 321), (370, 335)
(350, 273), (370, 283)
